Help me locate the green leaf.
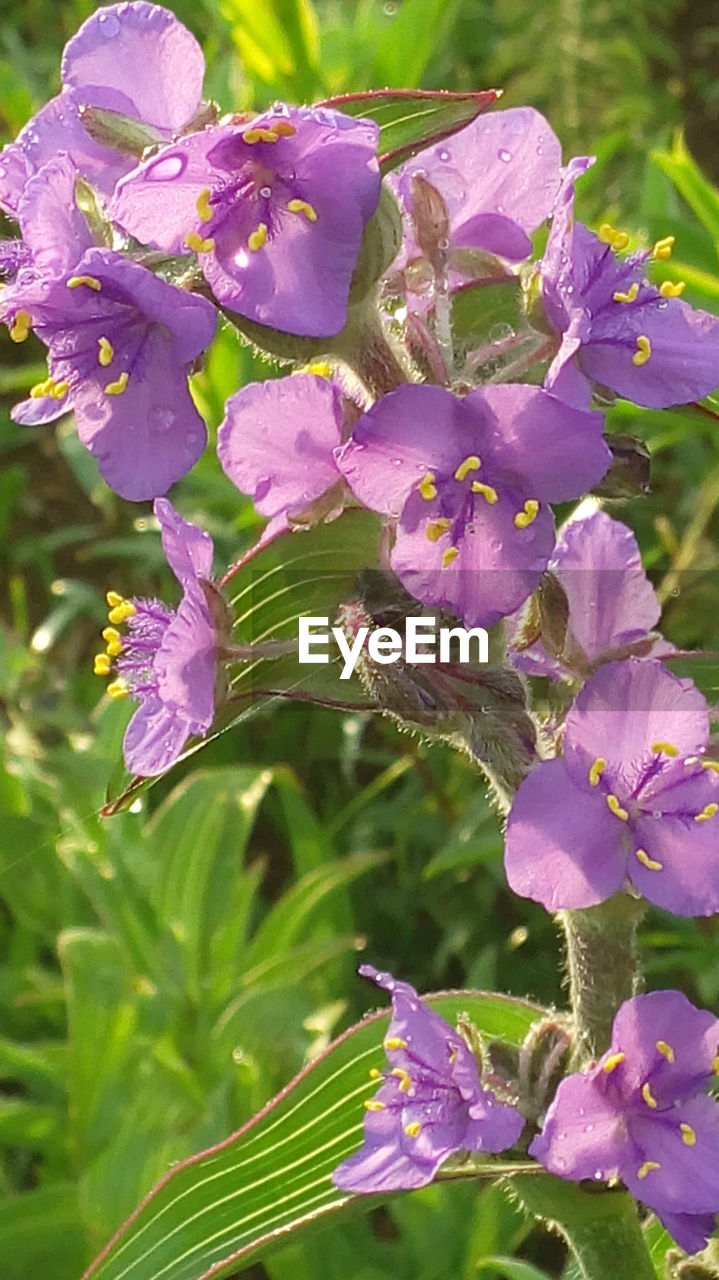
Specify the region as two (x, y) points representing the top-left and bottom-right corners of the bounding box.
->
(477, 1259), (553, 1280)
(318, 88), (499, 173)
(0, 1184), (86, 1280)
(652, 132), (719, 256)
(83, 991), (542, 1280)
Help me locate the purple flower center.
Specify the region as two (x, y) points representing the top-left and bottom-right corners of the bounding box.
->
(94, 593), (174, 704)
(415, 451), (538, 566)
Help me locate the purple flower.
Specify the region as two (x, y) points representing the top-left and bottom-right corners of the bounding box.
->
(2, 157), (215, 500)
(111, 105), (381, 336)
(392, 107), (562, 285)
(218, 373), (347, 537)
(530, 990), (719, 1252)
(94, 498), (221, 776)
(332, 965), (522, 1193)
(541, 159), (719, 409)
(0, 2), (205, 214)
(510, 507), (670, 679)
(335, 383), (610, 628)
(505, 658), (719, 915)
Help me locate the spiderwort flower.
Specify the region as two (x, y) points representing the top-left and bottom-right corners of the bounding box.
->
(111, 105), (381, 336)
(217, 373), (348, 538)
(332, 965), (523, 1193)
(0, 2), (206, 213)
(93, 499), (223, 776)
(2, 156), (215, 499)
(541, 158), (719, 409)
(336, 383), (610, 628)
(530, 990), (719, 1253)
(510, 507), (669, 679)
(505, 658), (719, 915)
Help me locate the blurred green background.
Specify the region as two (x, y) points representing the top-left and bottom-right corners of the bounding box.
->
(2, 1), (719, 1277)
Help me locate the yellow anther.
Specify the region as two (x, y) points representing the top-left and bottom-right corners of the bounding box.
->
(632, 335), (652, 367)
(243, 127), (281, 144)
(713, 1056), (719, 1076)
(441, 547), (459, 569)
(102, 627), (123, 657)
(287, 198), (318, 222)
(93, 653), (112, 676)
(637, 1161), (661, 1180)
(404, 1121), (421, 1138)
(196, 188), (213, 223)
(514, 499), (540, 530)
(680, 1123), (696, 1147)
(588, 757), (607, 787)
(635, 849), (663, 872)
(641, 1082), (658, 1109)
(269, 120), (296, 137)
(701, 760), (719, 773)
(52, 380), (69, 398)
(391, 1067), (412, 1093)
(606, 794), (629, 821)
(651, 741), (678, 756)
(9, 309), (32, 342)
(107, 599), (136, 625)
(98, 336), (114, 367)
(384, 1037), (408, 1051)
(612, 231), (629, 251)
(656, 1040), (675, 1063)
(598, 223), (615, 244)
(106, 591), (123, 608)
(106, 679), (129, 700)
(248, 223), (268, 252)
(598, 223), (629, 251)
(653, 235), (675, 260)
(296, 361), (332, 379)
(369, 1068), (383, 1080)
(419, 472), (438, 501)
(695, 803), (718, 823)
(454, 454), (481, 482)
(603, 1052), (626, 1073)
(29, 378), (54, 399)
(105, 372), (129, 397)
(613, 283), (640, 304)
(471, 481), (498, 504)
(185, 231), (215, 254)
(425, 519), (452, 543)
(67, 275), (102, 291)
(363, 1099), (385, 1112)
(659, 280), (685, 298)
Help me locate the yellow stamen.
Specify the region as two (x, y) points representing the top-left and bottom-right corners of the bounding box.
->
(514, 499), (540, 530)
(29, 378), (54, 399)
(248, 223), (268, 252)
(196, 188), (213, 223)
(637, 1161), (661, 1180)
(185, 231), (215, 254)
(419, 472), (438, 501)
(106, 679), (129, 700)
(287, 198), (318, 222)
(598, 223), (629, 251)
(695, 803), (718, 823)
(106, 591), (123, 608)
(67, 275), (102, 291)
(636, 848), (663, 872)
(404, 1121), (421, 1138)
(641, 1082), (658, 1109)
(471, 481), (498, 504)
(651, 741), (678, 756)
(391, 1067), (412, 1093)
(632, 335), (652, 367)
(659, 280), (685, 298)
(606, 794), (629, 821)
(107, 599), (136, 625)
(425, 518), (452, 542)
(384, 1037), (408, 1051)
(369, 1068), (383, 1080)
(713, 1056), (719, 1075)
(613, 282), (640, 304)
(243, 127), (281, 144)
(296, 361), (332, 379)
(603, 1052), (626, 1073)
(9, 309), (32, 342)
(680, 1123), (696, 1147)
(363, 1099), (385, 1112)
(93, 653), (112, 676)
(52, 380), (69, 398)
(270, 120), (296, 137)
(102, 626), (123, 657)
(441, 547), (459, 568)
(588, 757), (607, 787)
(98, 336), (114, 367)
(105, 372), (129, 397)
(701, 760), (719, 773)
(656, 1040), (675, 1063)
(454, 454), (481, 482)
(653, 235), (675, 260)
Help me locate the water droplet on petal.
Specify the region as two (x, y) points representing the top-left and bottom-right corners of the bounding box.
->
(145, 153), (187, 181)
(438, 149), (450, 162)
(98, 11), (121, 35)
(498, 149), (511, 163)
(260, 186), (272, 198)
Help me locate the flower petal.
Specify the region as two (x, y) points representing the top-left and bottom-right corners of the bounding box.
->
(625, 1094), (719, 1214)
(155, 498), (214, 590)
(655, 1209), (716, 1255)
(154, 593), (216, 729)
(122, 694), (193, 777)
(112, 128), (226, 252)
(610, 990), (719, 1099)
(529, 1071), (632, 1183)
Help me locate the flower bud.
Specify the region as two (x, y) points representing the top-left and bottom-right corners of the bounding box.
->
(78, 105), (164, 157)
(592, 433), (651, 499)
(348, 183), (404, 304)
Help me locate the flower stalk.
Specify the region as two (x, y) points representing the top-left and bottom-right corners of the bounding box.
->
(558, 895), (645, 1067)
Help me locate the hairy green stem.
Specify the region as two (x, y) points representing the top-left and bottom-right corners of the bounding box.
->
(558, 895), (645, 1068)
